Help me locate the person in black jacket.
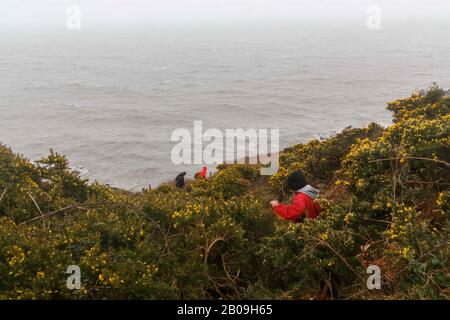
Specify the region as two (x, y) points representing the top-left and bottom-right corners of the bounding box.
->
(175, 172), (187, 188)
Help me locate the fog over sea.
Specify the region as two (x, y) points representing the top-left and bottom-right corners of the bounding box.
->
(1, 19), (449, 189)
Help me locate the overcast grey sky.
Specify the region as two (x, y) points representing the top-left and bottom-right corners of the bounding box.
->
(1, 0), (450, 27)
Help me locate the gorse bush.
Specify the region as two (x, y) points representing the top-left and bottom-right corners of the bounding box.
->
(0, 87), (448, 299)
(270, 123), (384, 200)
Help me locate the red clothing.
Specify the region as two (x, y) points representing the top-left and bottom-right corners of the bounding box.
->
(199, 166), (207, 178)
(273, 192), (321, 221)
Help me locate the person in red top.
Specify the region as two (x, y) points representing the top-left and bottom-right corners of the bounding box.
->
(270, 170), (321, 221)
(196, 166), (207, 179)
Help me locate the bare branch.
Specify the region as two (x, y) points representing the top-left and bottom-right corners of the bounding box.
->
(0, 187), (6, 204)
(303, 235), (367, 287)
(20, 204), (80, 225)
(28, 192), (46, 228)
(368, 157), (450, 167)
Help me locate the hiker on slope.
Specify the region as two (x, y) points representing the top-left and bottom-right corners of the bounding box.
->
(175, 171), (187, 188)
(195, 166), (207, 180)
(270, 170), (321, 221)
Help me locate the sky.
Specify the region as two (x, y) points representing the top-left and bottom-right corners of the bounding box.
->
(1, 0), (450, 28)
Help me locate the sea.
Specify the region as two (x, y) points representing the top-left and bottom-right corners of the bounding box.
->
(1, 19), (449, 189)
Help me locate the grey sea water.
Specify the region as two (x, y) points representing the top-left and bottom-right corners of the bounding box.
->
(1, 20), (449, 189)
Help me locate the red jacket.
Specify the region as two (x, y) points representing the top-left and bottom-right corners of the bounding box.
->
(273, 192), (321, 221)
(199, 166), (207, 178)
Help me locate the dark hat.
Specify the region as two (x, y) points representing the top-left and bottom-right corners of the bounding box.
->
(287, 170), (308, 191)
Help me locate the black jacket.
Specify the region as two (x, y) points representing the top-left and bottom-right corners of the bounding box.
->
(175, 172), (186, 188)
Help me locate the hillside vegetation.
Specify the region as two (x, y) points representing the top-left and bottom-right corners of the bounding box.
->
(0, 87), (449, 299)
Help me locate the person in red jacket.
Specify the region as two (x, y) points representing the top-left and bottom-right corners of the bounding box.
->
(270, 170), (321, 221)
(195, 166), (207, 179)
